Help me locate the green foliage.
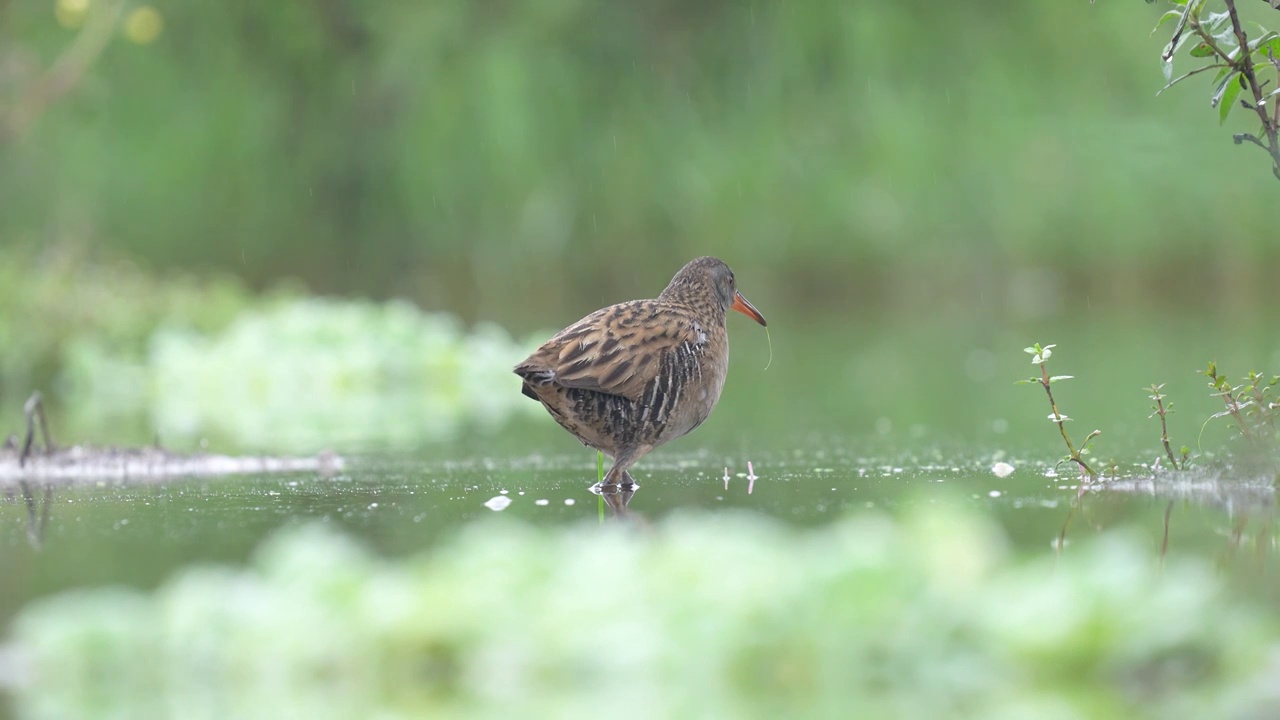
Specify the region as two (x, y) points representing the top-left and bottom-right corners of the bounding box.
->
(0, 244), (251, 408)
(63, 297), (544, 453)
(1147, 0), (1280, 179)
(1019, 342), (1280, 473)
(8, 508), (1277, 719)
(1200, 361), (1280, 448)
(0, 245), (542, 453)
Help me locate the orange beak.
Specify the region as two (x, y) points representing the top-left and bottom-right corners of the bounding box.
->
(731, 291), (767, 327)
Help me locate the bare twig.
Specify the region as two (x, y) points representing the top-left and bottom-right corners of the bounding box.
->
(1235, 132), (1270, 148)
(0, 0), (127, 143)
(1148, 385), (1180, 469)
(1158, 62), (1230, 95)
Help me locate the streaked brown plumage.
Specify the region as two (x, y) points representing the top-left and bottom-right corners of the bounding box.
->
(514, 256), (767, 487)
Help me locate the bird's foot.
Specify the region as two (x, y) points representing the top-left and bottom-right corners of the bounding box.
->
(591, 471), (639, 495)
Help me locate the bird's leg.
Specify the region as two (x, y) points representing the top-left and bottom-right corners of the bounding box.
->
(600, 454), (635, 490)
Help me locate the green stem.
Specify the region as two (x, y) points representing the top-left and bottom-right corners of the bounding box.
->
(1156, 397), (1179, 470)
(1040, 362), (1095, 479)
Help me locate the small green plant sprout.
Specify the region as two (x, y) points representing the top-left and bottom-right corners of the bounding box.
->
(1204, 363), (1256, 442)
(1242, 370), (1280, 437)
(1145, 383), (1190, 471)
(1200, 362), (1280, 448)
(1017, 343), (1100, 482)
(1145, 0), (1280, 181)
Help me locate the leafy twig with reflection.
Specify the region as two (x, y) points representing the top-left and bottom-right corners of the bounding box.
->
(1145, 383), (1189, 470)
(1018, 343), (1100, 483)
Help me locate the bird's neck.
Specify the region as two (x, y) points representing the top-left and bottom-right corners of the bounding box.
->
(660, 285), (726, 322)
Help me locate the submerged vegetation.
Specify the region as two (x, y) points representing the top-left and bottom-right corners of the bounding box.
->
(7, 508), (1278, 719)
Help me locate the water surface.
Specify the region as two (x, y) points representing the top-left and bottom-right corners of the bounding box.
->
(4, 443), (1276, 632)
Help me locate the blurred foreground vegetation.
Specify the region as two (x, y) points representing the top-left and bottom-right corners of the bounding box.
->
(7, 506), (1277, 720)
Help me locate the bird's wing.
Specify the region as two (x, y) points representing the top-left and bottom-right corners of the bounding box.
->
(514, 301), (703, 403)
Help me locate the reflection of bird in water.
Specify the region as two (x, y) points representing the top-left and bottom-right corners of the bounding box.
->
(2, 480), (53, 550)
(515, 257), (767, 489)
(589, 482), (648, 526)
(592, 482), (636, 519)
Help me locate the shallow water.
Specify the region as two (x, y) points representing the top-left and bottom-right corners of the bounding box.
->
(3, 444), (1277, 633)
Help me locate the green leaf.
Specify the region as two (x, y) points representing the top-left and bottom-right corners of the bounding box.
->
(1219, 77), (1244, 123)
(1049, 375), (1074, 383)
(1152, 9), (1184, 35)
(1204, 11), (1231, 33)
(1163, 0), (1201, 52)
(1014, 378), (1038, 385)
(1023, 346), (1038, 355)
(1190, 43), (1215, 58)
(1248, 30), (1278, 53)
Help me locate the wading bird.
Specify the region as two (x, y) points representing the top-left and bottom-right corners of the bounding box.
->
(514, 257), (767, 488)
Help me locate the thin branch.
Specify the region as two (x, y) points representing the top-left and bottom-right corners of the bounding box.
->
(1235, 132), (1270, 148)
(1158, 63), (1230, 95)
(1188, 2), (1280, 178)
(1224, 0), (1280, 177)
(0, 0), (127, 143)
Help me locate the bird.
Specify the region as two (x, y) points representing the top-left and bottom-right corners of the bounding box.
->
(514, 256), (767, 488)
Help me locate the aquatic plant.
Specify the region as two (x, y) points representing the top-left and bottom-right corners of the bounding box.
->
(5, 508), (1276, 719)
(1018, 343), (1101, 481)
(1021, 341), (1280, 474)
(1145, 383), (1190, 471)
(1201, 361), (1280, 449)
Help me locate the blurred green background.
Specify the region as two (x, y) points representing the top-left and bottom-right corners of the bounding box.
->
(5, 4), (1280, 715)
(1, 0), (1278, 453)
